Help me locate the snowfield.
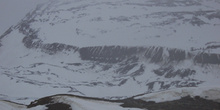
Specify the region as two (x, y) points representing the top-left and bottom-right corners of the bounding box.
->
(0, 97), (142, 110)
(135, 86), (220, 103)
(0, 0), (220, 109)
(0, 87), (220, 110)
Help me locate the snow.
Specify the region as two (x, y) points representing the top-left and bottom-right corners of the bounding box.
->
(0, 101), (27, 110)
(0, 0), (47, 35)
(0, 95), (143, 110)
(24, 0), (220, 51)
(0, 73), (71, 104)
(54, 96), (143, 110)
(135, 86), (220, 103)
(1, 86), (220, 110)
(1, 55), (219, 104)
(0, 0), (220, 109)
(0, 100), (48, 110)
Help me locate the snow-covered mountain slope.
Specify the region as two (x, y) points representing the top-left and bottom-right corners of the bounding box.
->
(135, 86), (220, 103)
(0, 95), (143, 110)
(0, 0), (220, 105)
(1, 0), (220, 50)
(0, 90), (220, 110)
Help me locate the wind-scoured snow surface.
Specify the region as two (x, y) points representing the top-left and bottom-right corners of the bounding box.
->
(0, 0), (220, 107)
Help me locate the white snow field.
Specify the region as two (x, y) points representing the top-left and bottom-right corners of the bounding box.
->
(0, 0), (220, 109)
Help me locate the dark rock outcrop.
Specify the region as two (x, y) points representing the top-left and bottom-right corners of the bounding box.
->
(121, 95), (220, 110)
(194, 53), (220, 65)
(79, 45), (220, 65)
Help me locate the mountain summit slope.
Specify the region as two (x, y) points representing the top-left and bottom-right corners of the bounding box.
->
(0, 0), (220, 104)
(1, 0), (220, 49)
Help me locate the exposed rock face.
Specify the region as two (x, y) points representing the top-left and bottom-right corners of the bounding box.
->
(194, 53), (220, 65)
(122, 95), (220, 110)
(22, 36), (78, 55)
(79, 45), (220, 65)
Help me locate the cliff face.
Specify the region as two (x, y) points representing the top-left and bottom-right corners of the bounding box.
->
(79, 45), (220, 65)
(20, 34), (220, 65)
(194, 53), (220, 65)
